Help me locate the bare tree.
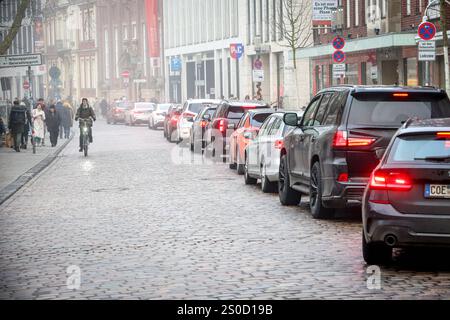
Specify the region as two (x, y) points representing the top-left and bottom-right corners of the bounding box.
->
(274, 0), (312, 69)
(0, 0), (31, 55)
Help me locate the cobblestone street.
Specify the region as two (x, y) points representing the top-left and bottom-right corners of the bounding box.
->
(1, 120), (450, 300)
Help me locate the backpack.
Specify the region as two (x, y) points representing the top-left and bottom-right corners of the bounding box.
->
(11, 108), (26, 125)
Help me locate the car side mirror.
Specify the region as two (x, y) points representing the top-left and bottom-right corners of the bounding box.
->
(243, 131), (254, 139)
(283, 113), (299, 127)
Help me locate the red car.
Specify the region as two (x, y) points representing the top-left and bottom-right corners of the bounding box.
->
(229, 108), (274, 174)
(106, 100), (131, 124)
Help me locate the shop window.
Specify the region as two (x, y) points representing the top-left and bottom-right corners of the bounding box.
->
(405, 58), (418, 86)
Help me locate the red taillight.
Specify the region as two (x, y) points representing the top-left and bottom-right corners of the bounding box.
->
(333, 130), (376, 148)
(333, 130), (348, 147)
(369, 170), (412, 191)
(437, 132), (450, 138)
(218, 119), (226, 133)
(274, 139), (284, 149)
(337, 173), (349, 182)
(200, 120), (208, 128)
(393, 93), (409, 98)
(170, 115), (179, 124)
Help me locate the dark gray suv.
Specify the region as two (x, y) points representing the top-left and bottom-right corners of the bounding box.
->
(362, 118), (450, 264)
(280, 86), (450, 219)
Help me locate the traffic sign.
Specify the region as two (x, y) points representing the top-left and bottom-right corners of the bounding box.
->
(419, 51), (436, 61)
(252, 69), (264, 82)
(0, 54), (42, 68)
(121, 70), (130, 78)
(418, 40), (436, 61)
(230, 43), (244, 60)
(23, 81), (30, 90)
(418, 21), (436, 41)
(253, 58), (263, 70)
(332, 36), (345, 50)
(333, 64), (346, 78)
(170, 57), (181, 72)
(332, 50), (346, 63)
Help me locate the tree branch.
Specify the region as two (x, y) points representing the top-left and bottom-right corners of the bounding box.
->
(0, 0), (31, 55)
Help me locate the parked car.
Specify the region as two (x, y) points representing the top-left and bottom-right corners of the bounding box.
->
(204, 100), (269, 161)
(189, 104), (219, 153)
(244, 111), (302, 192)
(125, 102), (155, 126)
(229, 108), (274, 174)
(362, 118), (450, 264)
(149, 103), (172, 129)
(106, 100), (131, 124)
(280, 86), (450, 219)
(164, 105), (182, 142)
(176, 99), (221, 145)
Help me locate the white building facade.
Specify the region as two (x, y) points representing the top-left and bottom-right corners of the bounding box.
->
(163, 0), (311, 108)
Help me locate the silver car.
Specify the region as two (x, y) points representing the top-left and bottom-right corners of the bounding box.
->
(149, 103), (172, 129)
(244, 111), (302, 192)
(125, 102), (155, 126)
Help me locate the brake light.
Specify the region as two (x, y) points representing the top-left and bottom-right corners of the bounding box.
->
(333, 130), (348, 147)
(437, 132), (450, 138)
(274, 139), (284, 149)
(333, 130), (376, 148)
(219, 119), (226, 133)
(170, 115), (180, 124)
(369, 170), (412, 191)
(200, 120), (208, 128)
(393, 93), (409, 98)
(337, 173), (349, 182)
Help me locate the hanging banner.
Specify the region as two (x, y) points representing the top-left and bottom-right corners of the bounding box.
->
(33, 16), (45, 53)
(312, 0), (338, 25)
(145, 0), (160, 58)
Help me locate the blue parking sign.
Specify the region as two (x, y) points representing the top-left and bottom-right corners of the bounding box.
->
(171, 57), (181, 72)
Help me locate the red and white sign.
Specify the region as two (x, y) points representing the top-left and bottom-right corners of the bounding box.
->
(121, 70), (130, 78)
(418, 21), (437, 41)
(23, 80), (30, 90)
(145, 0), (160, 58)
(253, 58), (263, 70)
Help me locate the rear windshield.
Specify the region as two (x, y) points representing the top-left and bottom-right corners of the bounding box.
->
(226, 106), (266, 119)
(187, 103), (204, 114)
(388, 134), (450, 163)
(157, 104), (171, 111)
(204, 108), (217, 117)
(251, 113), (272, 127)
(348, 93), (450, 128)
(135, 103), (154, 110)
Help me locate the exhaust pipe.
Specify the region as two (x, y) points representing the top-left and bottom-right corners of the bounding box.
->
(384, 234), (397, 247)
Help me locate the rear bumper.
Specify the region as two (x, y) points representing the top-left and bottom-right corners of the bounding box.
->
(322, 179), (368, 208)
(364, 202), (450, 247)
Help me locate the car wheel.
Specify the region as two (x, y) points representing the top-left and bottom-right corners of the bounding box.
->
(244, 154), (257, 185)
(261, 164), (277, 193)
(229, 162), (237, 169)
(310, 161), (334, 219)
(362, 232), (392, 265)
(278, 154), (301, 206)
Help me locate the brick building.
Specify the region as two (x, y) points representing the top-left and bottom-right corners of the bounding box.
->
(301, 0), (450, 95)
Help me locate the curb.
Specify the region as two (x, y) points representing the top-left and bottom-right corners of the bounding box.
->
(0, 133), (74, 206)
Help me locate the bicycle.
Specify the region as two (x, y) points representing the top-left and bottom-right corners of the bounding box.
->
(79, 118), (92, 157)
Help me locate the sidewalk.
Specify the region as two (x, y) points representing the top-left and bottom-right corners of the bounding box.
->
(0, 133), (73, 204)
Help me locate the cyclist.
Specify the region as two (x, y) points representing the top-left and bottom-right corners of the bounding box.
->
(75, 98), (96, 152)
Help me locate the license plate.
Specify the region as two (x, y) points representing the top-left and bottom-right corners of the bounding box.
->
(425, 184), (450, 198)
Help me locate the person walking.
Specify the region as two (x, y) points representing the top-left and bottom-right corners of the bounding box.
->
(46, 105), (61, 147)
(55, 100), (65, 139)
(35, 98), (47, 146)
(61, 101), (74, 139)
(100, 98), (108, 119)
(8, 100), (31, 152)
(32, 103), (46, 147)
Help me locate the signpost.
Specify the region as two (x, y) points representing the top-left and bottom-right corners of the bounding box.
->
(418, 21), (437, 41)
(332, 64), (346, 78)
(230, 43), (244, 60)
(23, 80), (30, 90)
(332, 50), (346, 63)
(0, 54), (42, 68)
(170, 57), (182, 72)
(253, 69), (264, 82)
(121, 70), (130, 78)
(253, 58), (263, 70)
(332, 36), (345, 50)
(418, 21), (437, 86)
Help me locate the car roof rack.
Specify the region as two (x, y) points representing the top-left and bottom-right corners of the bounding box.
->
(402, 117), (418, 129)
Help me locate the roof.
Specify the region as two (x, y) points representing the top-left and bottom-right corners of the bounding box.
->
(245, 108), (274, 115)
(227, 100), (268, 107)
(187, 99), (222, 104)
(319, 85), (445, 95)
(397, 118), (450, 135)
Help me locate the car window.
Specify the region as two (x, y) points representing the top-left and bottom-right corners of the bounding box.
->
(323, 91), (348, 125)
(348, 93), (450, 128)
(268, 118), (282, 136)
(259, 116), (276, 136)
(157, 104), (171, 112)
(251, 113), (272, 128)
(226, 106), (248, 119)
(388, 134), (450, 163)
(313, 93), (332, 126)
(302, 97), (322, 127)
(237, 113), (249, 128)
(187, 103), (205, 114)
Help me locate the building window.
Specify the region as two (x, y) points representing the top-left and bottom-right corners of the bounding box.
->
(123, 24), (128, 41)
(80, 57), (85, 88)
(142, 23), (147, 77)
(381, 0), (387, 18)
(104, 29), (110, 80)
(346, 0), (351, 29)
(405, 57), (418, 86)
(406, 0), (411, 15)
(114, 27), (119, 78)
(132, 23), (137, 40)
(355, 0), (359, 26)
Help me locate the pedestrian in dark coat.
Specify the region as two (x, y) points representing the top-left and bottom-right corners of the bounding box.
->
(55, 100), (65, 139)
(46, 105), (61, 147)
(8, 100), (31, 152)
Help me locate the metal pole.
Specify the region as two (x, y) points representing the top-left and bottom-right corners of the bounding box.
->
(28, 65), (32, 99)
(425, 60), (431, 86)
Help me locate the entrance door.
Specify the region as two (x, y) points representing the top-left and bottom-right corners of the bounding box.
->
(381, 60), (399, 85)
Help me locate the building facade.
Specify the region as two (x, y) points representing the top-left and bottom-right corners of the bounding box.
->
(0, 0), (46, 101)
(303, 0), (450, 95)
(163, 0), (312, 108)
(96, 0), (164, 103)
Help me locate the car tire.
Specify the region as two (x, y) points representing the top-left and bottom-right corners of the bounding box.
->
(362, 232), (392, 265)
(261, 164), (277, 193)
(236, 151), (245, 175)
(244, 154), (257, 185)
(278, 154), (301, 206)
(310, 161), (335, 219)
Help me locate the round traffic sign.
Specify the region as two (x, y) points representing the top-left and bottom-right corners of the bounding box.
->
(253, 58), (263, 70)
(332, 36), (345, 50)
(23, 81), (30, 90)
(418, 21), (436, 41)
(332, 50), (346, 63)
(121, 70), (130, 78)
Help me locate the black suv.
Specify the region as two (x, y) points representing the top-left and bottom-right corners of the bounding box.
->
(280, 86), (450, 219)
